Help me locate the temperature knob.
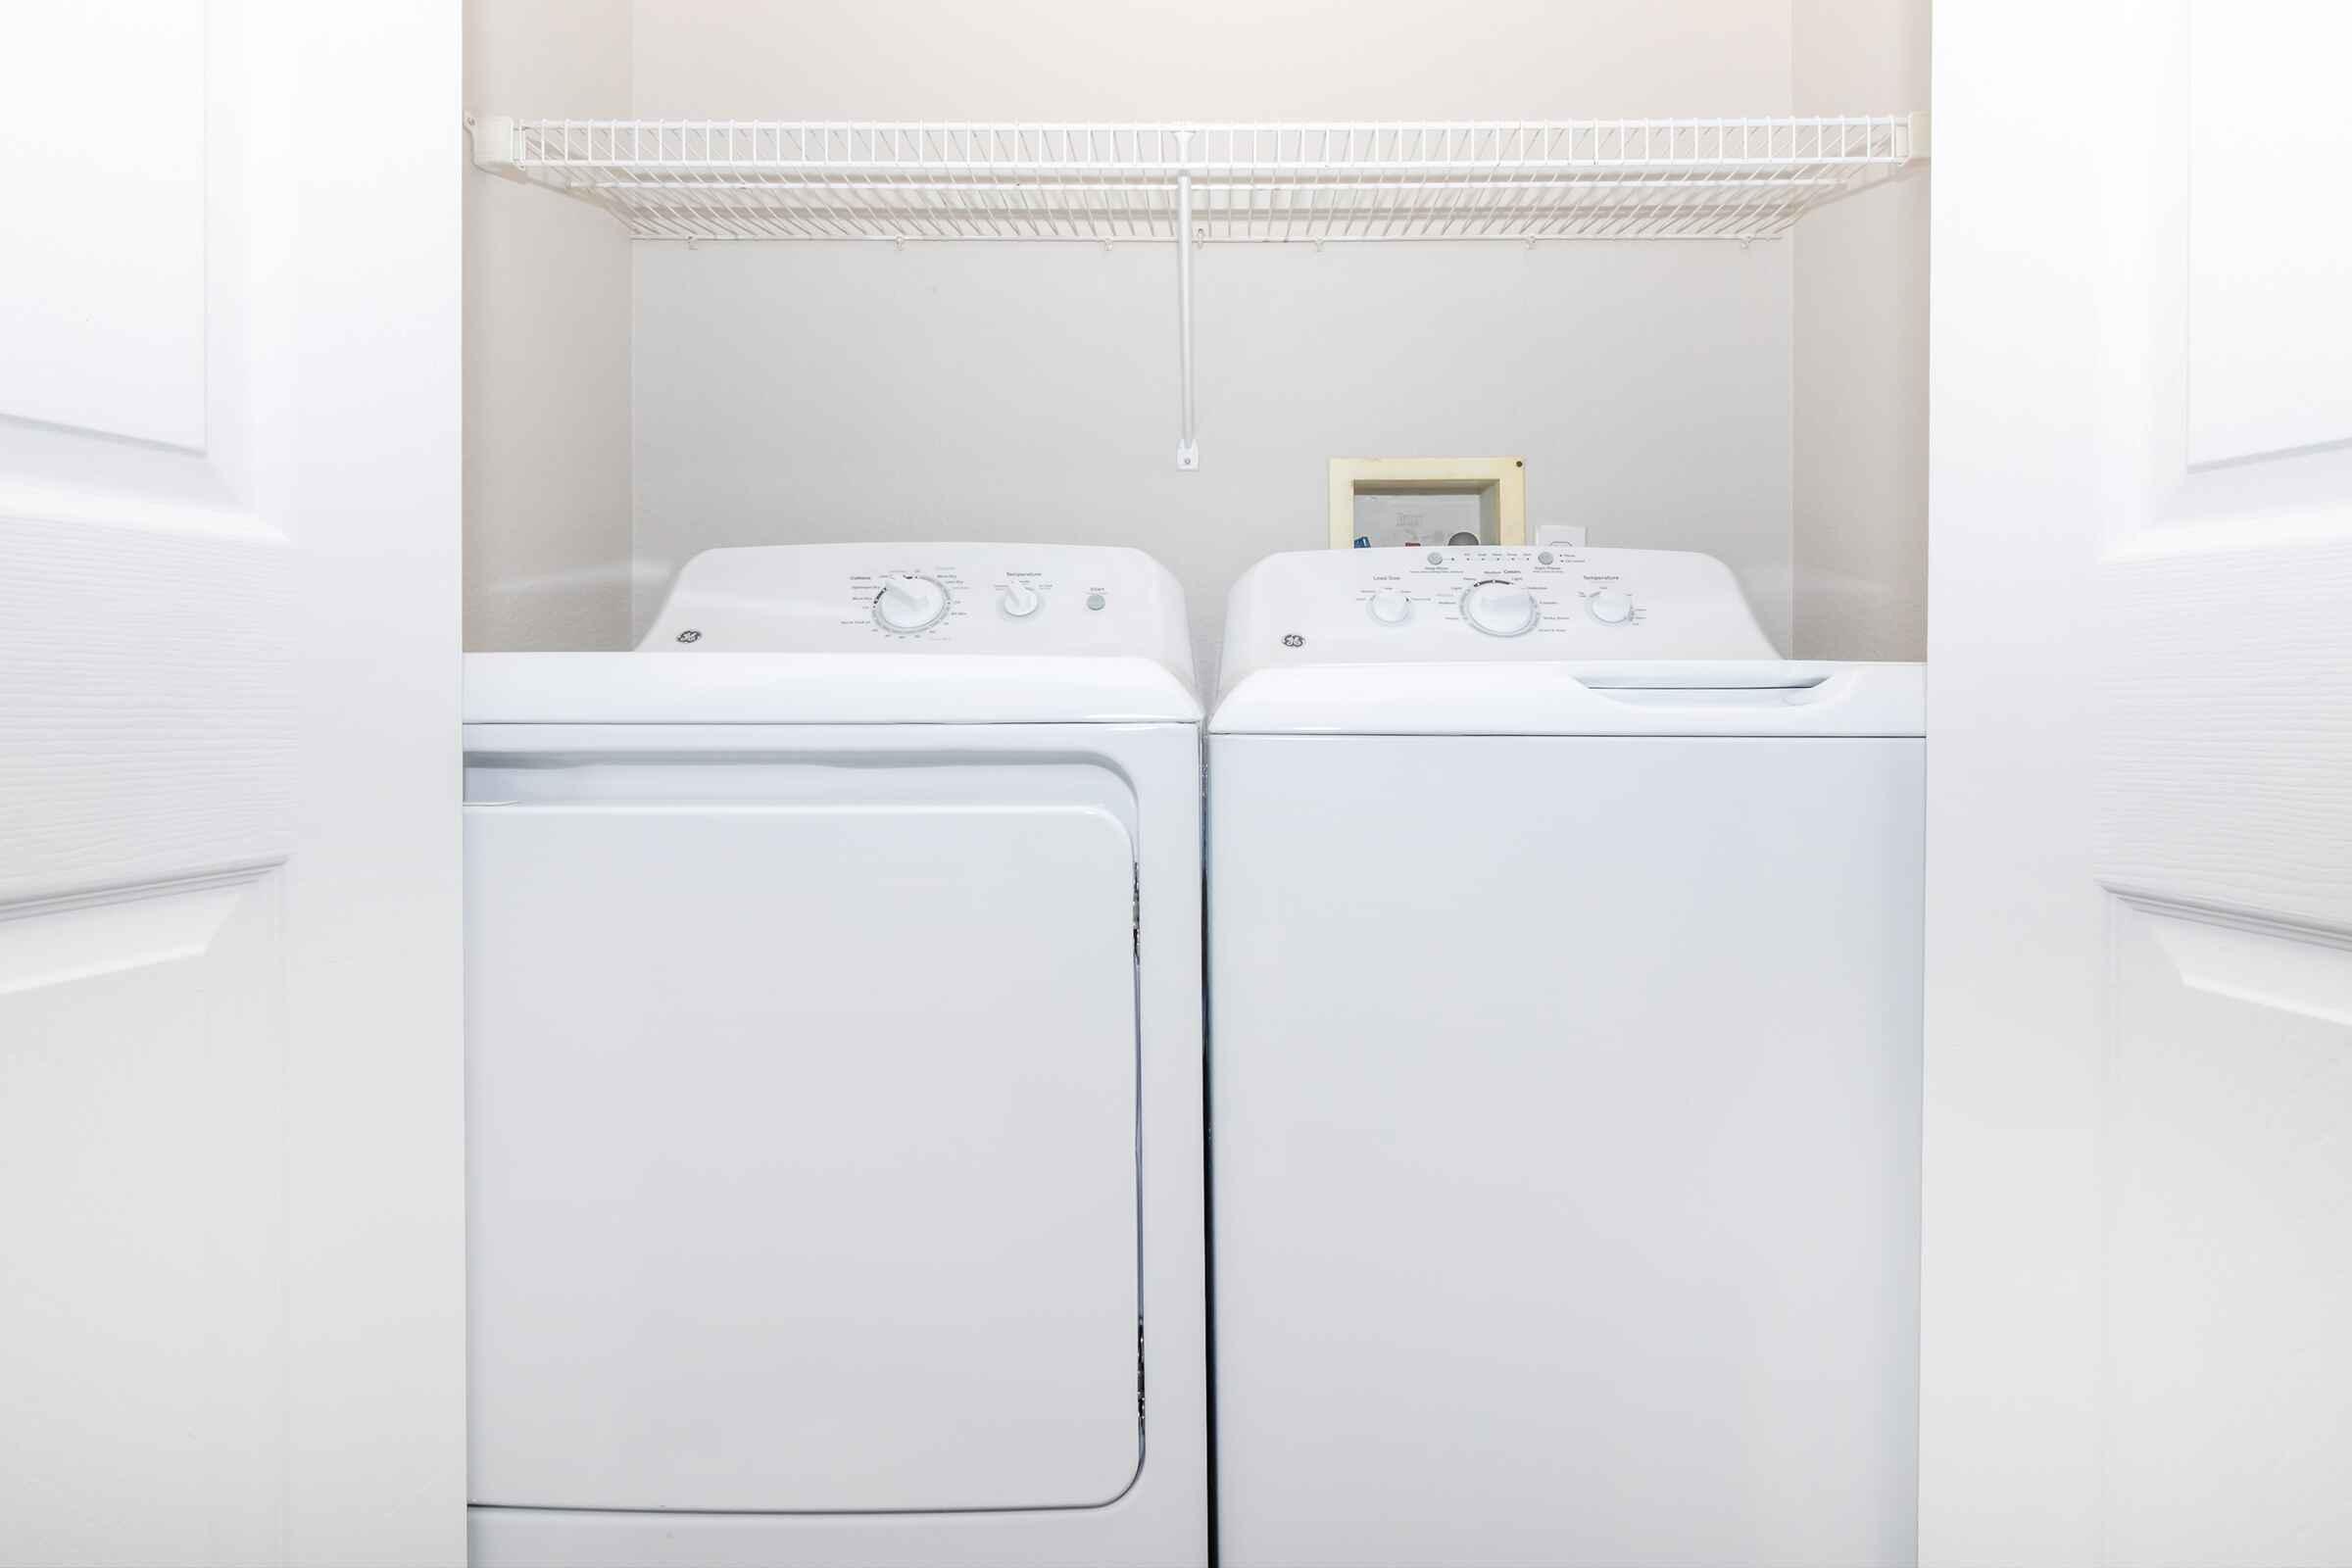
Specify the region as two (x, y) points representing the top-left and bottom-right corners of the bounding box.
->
(1367, 588), (1412, 625)
(1461, 580), (1540, 637)
(873, 573), (951, 632)
(1588, 589), (1634, 625)
(999, 581), (1042, 618)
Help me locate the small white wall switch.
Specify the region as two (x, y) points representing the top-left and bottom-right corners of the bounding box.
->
(1536, 523), (1589, 547)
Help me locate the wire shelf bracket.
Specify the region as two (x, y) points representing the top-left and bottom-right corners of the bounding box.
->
(467, 115), (1929, 468)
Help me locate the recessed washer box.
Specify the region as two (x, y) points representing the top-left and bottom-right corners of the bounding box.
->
(1329, 456), (1527, 549)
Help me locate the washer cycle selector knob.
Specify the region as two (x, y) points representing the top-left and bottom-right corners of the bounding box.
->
(999, 580), (1042, 618)
(1461, 579), (1540, 637)
(1588, 589), (1635, 625)
(873, 573), (951, 632)
(1367, 588), (1412, 625)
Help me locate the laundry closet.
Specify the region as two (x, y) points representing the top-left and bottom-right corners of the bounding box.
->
(13, 1), (2352, 1562)
(456, 1), (1933, 1565)
(465, 0), (1931, 681)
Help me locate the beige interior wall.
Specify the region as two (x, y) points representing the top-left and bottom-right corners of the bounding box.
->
(1790, 0), (1932, 661)
(461, 0), (1934, 668)
(626, 0), (1802, 676)
(631, 0), (1795, 122)
(464, 0), (635, 651)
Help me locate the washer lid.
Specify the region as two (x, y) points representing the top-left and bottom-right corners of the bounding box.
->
(1210, 661), (1924, 737)
(1209, 544), (1920, 736)
(1215, 544), (1783, 703)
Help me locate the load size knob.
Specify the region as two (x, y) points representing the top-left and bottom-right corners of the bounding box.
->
(1461, 579), (1540, 637)
(873, 573), (951, 632)
(1367, 588), (1412, 625)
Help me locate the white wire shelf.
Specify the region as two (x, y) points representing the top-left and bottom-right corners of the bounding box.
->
(467, 115), (1928, 469)
(467, 116), (1927, 245)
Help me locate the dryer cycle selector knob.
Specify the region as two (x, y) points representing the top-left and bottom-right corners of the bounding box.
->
(873, 573), (951, 632)
(1588, 589), (1635, 625)
(1461, 579), (1540, 637)
(1367, 588), (1412, 625)
(999, 581), (1042, 618)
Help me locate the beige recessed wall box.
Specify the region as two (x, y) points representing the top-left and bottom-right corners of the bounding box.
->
(1329, 457), (1527, 549)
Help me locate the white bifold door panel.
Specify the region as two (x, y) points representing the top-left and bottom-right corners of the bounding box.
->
(1926, 0), (2352, 1560)
(467, 774), (1142, 1513)
(0, 2), (462, 1563)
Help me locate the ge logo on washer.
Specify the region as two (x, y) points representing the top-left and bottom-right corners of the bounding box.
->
(675, 629), (702, 643)
(1282, 633), (1305, 648)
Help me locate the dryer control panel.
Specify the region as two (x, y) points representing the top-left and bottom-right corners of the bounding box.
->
(1217, 546), (1779, 697)
(638, 542), (1194, 680)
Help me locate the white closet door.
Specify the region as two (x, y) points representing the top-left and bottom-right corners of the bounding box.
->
(1925, 2), (2352, 1562)
(0, 3), (462, 1564)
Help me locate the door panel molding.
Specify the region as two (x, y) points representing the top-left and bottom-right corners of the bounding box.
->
(0, 5), (207, 449)
(0, 862), (278, 997)
(2092, 0), (2352, 538)
(2100, 891), (2352, 1562)
(0, 865), (290, 1568)
(2115, 888), (2352, 1026)
(2184, 0), (2352, 468)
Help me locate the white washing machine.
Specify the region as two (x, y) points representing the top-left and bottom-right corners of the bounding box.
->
(463, 543), (1206, 1567)
(1207, 546), (1925, 1567)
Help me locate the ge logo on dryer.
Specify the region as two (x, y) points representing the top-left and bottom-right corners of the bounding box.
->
(1282, 633), (1305, 648)
(676, 629), (702, 643)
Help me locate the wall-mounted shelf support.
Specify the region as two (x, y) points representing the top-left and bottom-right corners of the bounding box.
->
(467, 115), (1928, 468)
(1175, 143), (1198, 472)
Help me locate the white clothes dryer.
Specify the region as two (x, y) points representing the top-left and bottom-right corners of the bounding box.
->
(464, 544), (1205, 1567)
(1207, 546), (1924, 1567)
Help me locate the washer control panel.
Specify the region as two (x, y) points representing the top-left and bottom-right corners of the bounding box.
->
(1220, 545), (1780, 691)
(638, 542), (1192, 674)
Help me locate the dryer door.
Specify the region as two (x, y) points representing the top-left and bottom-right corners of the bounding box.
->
(466, 774), (1142, 1513)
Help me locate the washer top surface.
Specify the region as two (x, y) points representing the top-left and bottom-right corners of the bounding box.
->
(1212, 546), (1922, 737)
(467, 542), (1200, 725)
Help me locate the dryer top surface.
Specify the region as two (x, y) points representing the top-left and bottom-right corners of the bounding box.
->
(471, 543), (1199, 725)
